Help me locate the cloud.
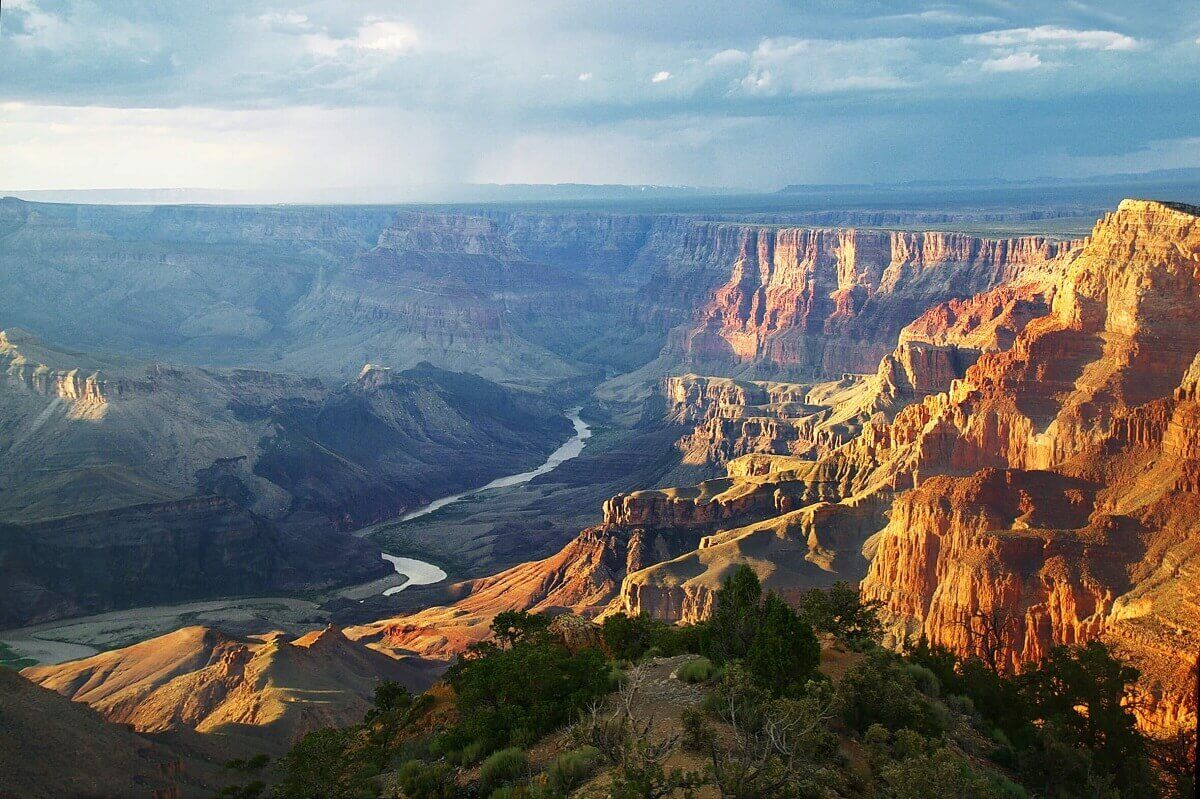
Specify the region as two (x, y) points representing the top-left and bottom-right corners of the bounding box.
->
(734, 37), (913, 96)
(707, 48), (748, 66)
(981, 51), (1044, 72)
(256, 11), (313, 34)
(1, 1), (1198, 191)
(303, 18), (420, 59)
(971, 26), (1139, 51)
(873, 9), (1003, 27)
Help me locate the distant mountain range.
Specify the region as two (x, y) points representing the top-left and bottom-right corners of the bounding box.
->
(778, 167), (1200, 194)
(0, 182), (738, 206)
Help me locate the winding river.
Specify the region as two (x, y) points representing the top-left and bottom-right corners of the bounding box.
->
(378, 408), (592, 595)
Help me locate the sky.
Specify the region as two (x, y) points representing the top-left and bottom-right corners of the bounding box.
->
(2, 0), (1199, 195)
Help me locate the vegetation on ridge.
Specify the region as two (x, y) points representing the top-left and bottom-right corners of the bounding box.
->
(245, 566), (1190, 799)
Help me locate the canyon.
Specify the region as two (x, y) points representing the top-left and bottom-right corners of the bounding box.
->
(3, 195), (1198, 787)
(338, 200), (1200, 737)
(0, 326), (571, 625)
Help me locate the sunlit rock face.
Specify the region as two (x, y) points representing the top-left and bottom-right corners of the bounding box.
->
(677, 226), (1069, 378)
(858, 201), (1200, 733)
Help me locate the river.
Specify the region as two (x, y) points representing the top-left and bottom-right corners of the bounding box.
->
(377, 408), (592, 594)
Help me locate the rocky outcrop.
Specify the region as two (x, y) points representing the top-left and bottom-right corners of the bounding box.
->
(664, 374), (857, 467)
(618, 494), (885, 624)
(348, 523), (705, 658)
(678, 227), (1069, 377)
(0, 328), (149, 405)
(23, 625), (441, 749)
(860, 470), (1127, 664)
(855, 201), (1200, 732)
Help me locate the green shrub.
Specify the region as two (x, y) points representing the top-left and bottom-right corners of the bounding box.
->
(446, 612), (611, 753)
(468, 740), (489, 764)
(674, 656), (720, 684)
(478, 747), (529, 796)
(942, 693), (976, 718)
(707, 565), (765, 662)
(903, 663), (941, 697)
(544, 746), (602, 794)
(840, 651), (945, 736)
(274, 728), (367, 799)
(986, 772), (1029, 799)
(928, 700), (952, 732)
(744, 591), (821, 695)
(396, 759), (457, 799)
(798, 581), (883, 648)
(601, 613), (660, 661)
(878, 746), (1010, 799)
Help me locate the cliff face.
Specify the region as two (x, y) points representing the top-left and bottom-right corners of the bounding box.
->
(678, 227), (1068, 377)
(0, 199), (1075, 389)
(860, 470), (1129, 665)
(857, 201), (1200, 732)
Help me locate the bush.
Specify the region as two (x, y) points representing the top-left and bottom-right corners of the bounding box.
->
(396, 759), (457, 799)
(942, 693), (976, 719)
(543, 746), (602, 794)
(602, 613), (661, 661)
(840, 651), (945, 737)
(674, 656), (721, 684)
(878, 746), (1011, 799)
(799, 582), (883, 648)
(478, 747), (529, 796)
(702, 565), (821, 695)
(274, 728), (365, 799)
(707, 565), (765, 662)
(903, 663), (941, 697)
(986, 773), (1029, 799)
(446, 613), (612, 753)
(744, 592), (821, 695)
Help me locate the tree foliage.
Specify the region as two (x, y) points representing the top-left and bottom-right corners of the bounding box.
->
(445, 611), (612, 753)
(799, 582), (882, 648)
(686, 666), (840, 799)
(706, 565), (820, 695)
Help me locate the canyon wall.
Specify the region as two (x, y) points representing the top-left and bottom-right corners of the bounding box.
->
(675, 227), (1069, 378)
(857, 200), (1200, 732)
(367, 201), (1200, 734)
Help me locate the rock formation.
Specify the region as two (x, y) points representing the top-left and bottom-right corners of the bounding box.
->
(23, 625), (441, 749)
(853, 200), (1200, 731)
(358, 201), (1200, 735)
(677, 227), (1069, 377)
